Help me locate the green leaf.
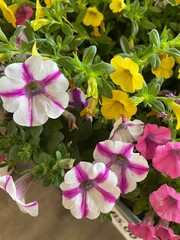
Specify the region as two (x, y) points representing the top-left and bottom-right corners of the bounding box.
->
(41, 131), (64, 154)
(166, 47), (180, 57)
(119, 36), (130, 53)
(91, 62), (114, 75)
(0, 27), (9, 42)
(61, 23), (73, 35)
(82, 46), (97, 66)
(30, 126), (43, 140)
(58, 56), (75, 71)
(149, 99), (165, 112)
(148, 77), (164, 96)
(148, 29), (161, 47)
(149, 53), (161, 70)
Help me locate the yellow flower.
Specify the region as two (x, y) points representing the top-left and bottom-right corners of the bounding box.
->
(101, 90), (137, 120)
(152, 55), (175, 79)
(83, 7), (104, 27)
(31, 19), (51, 31)
(169, 101), (180, 130)
(0, 53), (7, 62)
(87, 77), (98, 98)
(32, 41), (41, 56)
(0, 1), (18, 28)
(178, 68), (180, 79)
(44, 0), (62, 8)
(176, 0), (180, 4)
(109, 0), (127, 13)
(35, 0), (46, 19)
(110, 56), (144, 93)
(91, 27), (101, 37)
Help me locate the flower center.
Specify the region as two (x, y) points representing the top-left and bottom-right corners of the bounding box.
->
(81, 180), (93, 190)
(172, 149), (180, 156)
(117, 155), (127, 162)
(25, 81), (42, 96)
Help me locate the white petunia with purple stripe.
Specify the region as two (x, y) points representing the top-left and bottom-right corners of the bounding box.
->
(60, 162), (120, 219)
(0, 174), (38, 217)
(0, 55), (69, 126)
(93, 140), (149, 194)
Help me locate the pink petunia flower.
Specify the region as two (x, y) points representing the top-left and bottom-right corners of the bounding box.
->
(156, 226), (180, 240)
(152, 142), (180, 179)
(60, 161), (120, 219)
(128, 222), (157, 240)
(0, 55), (69, 126)
(93, 140), (149, 194)
(15, 4), (34, 26)
(109, 115), (144, 142)
(149, 184), (180, 224)
(0, 174), (38, 216)
(136, 123), (171, 159)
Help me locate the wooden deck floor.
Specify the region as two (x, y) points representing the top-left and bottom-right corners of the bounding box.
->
(0, 179), (121, 240)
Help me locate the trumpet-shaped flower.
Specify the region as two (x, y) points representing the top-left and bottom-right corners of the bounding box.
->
(15, 4), (34, 25)
(110, 56), (144, 93)
(101, 90), (137, 120)
(0, 55), (69, 126)
(109, 0), (127, 13)
(93, 140), (149, 194)
(136, 123), (171, 159)
(60, 162), (120, 219)
(0, 1), (18, 27)
(169, 101), (180, 130)
(156, 226), (180, 240)
(149, 184), (180, 224)
(109, 115), (144, 142)
(31, 19), (51, 31)
(44, 0), (62, 8)
(83, 7), (104, 27)
(152, 55), (175, 79)
(152, 142), (180, 179)
(0, 174), (38, 217)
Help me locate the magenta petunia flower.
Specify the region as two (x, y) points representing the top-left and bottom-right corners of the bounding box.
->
(149, 184), (180, 224)
(68, 87), (88, 110)
(0, 174), (38, 216)
(152, 142), (180, 179)
(136, 123), (171, 159)
(15, 4), (34, 25)
(109, 115), (144, 142)
(60, 162), (120, 219)
(156, 226), (180, 240)
(128, 222), (157, 240)
(0, 55), (69, 126)
(93, 140), (149, 194)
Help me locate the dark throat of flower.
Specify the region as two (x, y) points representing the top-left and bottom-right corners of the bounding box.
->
(25, 81), (42, 96)
(81, 180), (93, 190)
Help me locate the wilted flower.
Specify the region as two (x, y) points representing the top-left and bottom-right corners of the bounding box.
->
(101, 90), (137, 120)
(109, 115), (144, 142)
(93, 140), (149, 194)
(60, 162), (120, 219)
(110, 56), (144, 93)
(149, 184), (180, 224)
(152, 141), (180, 179)
(83, 7), (104, 27)
(136, 123), (171, 159)
(15, 4), (34, 25)
(0, 55), (69, 126)
(0, 174), (38, 217)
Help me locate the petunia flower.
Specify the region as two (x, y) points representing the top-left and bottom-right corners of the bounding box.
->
(83, 7), (104, 27)
(155, 219), (180, 240)
(149, 184), (180, 224)
(0, 55), (69, 126)
(128, 211), (157, 240)
(0, 1), (18, 27)
(128, 223), (157, 240)
(110, 56), (144, 93)
(68, 87), (88, 110)
(109, 115), (144, 142)
(152, 141), (180, 179)
(109, 0), (127, 13)
(15, 4), (34, 25)
(93, 140), (149, 194)
(152, 55), (175, 79)
(169, 101), (180, 130)
(101, 90), (137, 120)
(0, 174), (38, 217)
(60, 161), (120, 219)
(136, 123), (171, 159)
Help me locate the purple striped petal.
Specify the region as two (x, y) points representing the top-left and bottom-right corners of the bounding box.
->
(0, 88), (24, 98)
(94, 167), (109, 183)
(81, 190), (88, 217)
(128, 162), (149, 175)
(62, 187), (80, 199)
(75, 163), (89, 183)
(41, 71), (61, 86)
(95, 185), (117, 203)
(42, 91), (65, 110)
(22, 62), (34, 83)
(118, 166), (128, 194)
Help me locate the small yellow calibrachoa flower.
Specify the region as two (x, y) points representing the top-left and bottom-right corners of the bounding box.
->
(91, 27), (101, 37)
(44, 0), (62, 8)
(176, 0), (180, 4)
(31, 19), (51, 31)
(152, 55), (175, 79)
(110, 56), (144, 93)
(83, 7), (104, 27)
(169, 101), (180, 130)
(101, 90), (137, 120)
(0, 1), (18, 28)
(109, 0), (127, 13)
(36, 0), (46, 19)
